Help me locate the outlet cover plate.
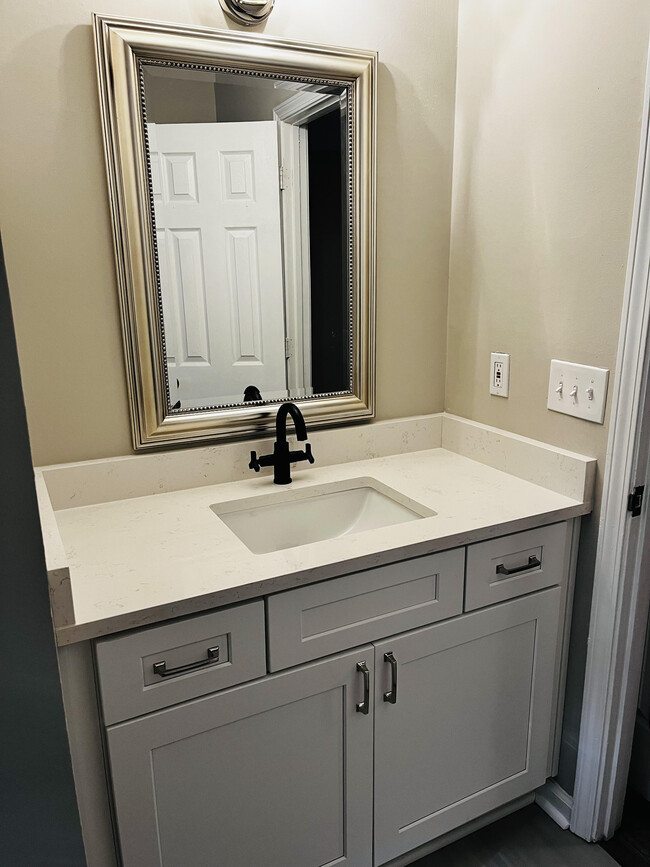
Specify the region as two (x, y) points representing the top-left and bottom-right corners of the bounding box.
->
(547, 359), (609, 423)
(490, 352), (510, 397)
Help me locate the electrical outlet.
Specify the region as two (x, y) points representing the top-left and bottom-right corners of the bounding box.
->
(490, 352), (510, 397)
(547, 360), (609, 423)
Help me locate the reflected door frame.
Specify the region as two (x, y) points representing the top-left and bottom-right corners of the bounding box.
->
(275, 92), (341, 399)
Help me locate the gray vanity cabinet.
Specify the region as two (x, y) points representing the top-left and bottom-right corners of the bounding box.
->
(96, 522), (570, 867)
(105, 646), (375, 867)
(372, 587), (561, 865)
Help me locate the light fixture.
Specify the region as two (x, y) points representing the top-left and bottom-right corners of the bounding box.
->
(218, 0), (275, 26)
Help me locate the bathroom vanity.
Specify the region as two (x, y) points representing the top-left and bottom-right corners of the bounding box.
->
(96, 525), (566, 867)
(37, 414), (595, 867)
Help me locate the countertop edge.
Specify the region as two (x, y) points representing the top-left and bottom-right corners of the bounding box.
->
(54, 501), (589, 646)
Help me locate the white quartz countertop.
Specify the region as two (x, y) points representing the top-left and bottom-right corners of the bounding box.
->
(48, 445), (591, 645)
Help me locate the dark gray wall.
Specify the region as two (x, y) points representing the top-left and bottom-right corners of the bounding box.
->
(0, 237), (86, 866)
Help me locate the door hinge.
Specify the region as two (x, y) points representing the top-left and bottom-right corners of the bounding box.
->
(279, 165), (288, 191)
(628, 485), (645, 517)
(285, 337), (294, 358)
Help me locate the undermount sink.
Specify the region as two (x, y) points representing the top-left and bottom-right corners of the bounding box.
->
(211, 478), (435, 555)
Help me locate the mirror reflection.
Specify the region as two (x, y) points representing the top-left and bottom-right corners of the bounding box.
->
(142, 64), (351, 412)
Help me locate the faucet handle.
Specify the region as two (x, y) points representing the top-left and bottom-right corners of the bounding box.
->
(249, 450), (261, 472)
(305, 442), (315, 464)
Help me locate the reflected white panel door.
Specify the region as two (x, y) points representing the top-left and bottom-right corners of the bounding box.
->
(149, 121), (288, 408)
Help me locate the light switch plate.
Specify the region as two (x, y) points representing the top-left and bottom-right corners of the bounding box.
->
(547, 359), (609, 423)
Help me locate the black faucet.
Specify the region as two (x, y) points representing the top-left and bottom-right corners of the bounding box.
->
(249, 402), (315, 485)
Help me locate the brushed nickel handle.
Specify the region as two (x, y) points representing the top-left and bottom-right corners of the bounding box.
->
(496, 555), (541, 576)
(383, 651), (397, 704)
(356, 661), (370, 714)
(153, 646), (220, 678)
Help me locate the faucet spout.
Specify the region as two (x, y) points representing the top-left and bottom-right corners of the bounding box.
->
(275, 402), (307, 444)
(248, 402), (315, 484)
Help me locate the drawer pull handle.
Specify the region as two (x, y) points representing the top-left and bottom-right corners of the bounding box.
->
(153, 646), (220, 678)
(356, 661), (370, 714)
(384, 652), (398, 704)
(496, 555), (541, 577)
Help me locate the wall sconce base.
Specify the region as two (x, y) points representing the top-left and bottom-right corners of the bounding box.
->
(218, 0), (275, 26)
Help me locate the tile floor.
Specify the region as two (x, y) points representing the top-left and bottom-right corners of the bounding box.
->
(601, 792), (650, 867)
(409, 805), (619, 867)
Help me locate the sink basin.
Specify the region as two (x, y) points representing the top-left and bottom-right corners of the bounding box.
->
(211, 478), (435, 554)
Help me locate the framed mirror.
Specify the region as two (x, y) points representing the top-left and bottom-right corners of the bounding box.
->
(93, 15), (377, 449)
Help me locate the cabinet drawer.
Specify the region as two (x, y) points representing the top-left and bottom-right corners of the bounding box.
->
(465, 522), (568, 611)
(267, 549), (465, 671)
(95, 601), (266, 724)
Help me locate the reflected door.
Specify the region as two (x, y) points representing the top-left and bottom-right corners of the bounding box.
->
(149, 121), (288, 409)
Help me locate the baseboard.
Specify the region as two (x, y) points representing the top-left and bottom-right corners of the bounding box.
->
(535, 779), (574, 830)
(381, 794), (535, 866)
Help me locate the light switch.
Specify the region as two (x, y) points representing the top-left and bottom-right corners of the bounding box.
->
(547, 360), (609, 423)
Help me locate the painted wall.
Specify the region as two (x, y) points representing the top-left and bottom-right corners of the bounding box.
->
(143, 68), (295, 124)
(0, 0), (459, 466)
(144, 69), (218, 123)
(447, 0), (650, 790)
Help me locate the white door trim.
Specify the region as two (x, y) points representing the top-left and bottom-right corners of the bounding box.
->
(273, 91), (340, 125)
(571, 41), (650, 842)
(277, 120), (312, 396)
(274, 92), (340, 397)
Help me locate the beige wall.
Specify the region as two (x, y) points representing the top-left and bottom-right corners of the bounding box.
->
(447, 0), (649, 458)
(447, 0), (650, 791)
(144, 69), (218, 124)
(0, 0), (459, 465)
(212, 80), (295, 123)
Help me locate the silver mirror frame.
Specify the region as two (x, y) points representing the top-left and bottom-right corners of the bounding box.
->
(93, 14), (377, 450)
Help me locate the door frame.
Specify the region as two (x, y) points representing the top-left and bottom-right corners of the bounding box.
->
(571, 41), (650, 841)
(276, 118), (312, 397)
(274, 91), (342, 397)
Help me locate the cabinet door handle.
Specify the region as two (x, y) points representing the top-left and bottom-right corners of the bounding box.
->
(356, 661), (370, 714)
(383, 651), (398, 704)
(152, 645), (220, 678)
(496, 555), (541, 576)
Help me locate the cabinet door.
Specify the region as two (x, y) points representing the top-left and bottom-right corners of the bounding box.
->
(373, 588), (560, 865)
(107, 647), (374, 867)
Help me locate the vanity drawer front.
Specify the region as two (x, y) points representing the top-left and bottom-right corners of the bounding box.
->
(465, 522), (568, 611)
(95, 601), (266, 725)
(267, 549), (465, 671)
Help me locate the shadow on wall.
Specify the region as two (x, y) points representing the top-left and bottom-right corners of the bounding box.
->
(556, 505), (601, 792)
(0, 235), (86, 866)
